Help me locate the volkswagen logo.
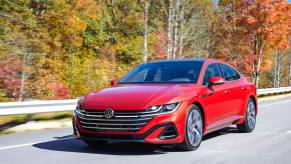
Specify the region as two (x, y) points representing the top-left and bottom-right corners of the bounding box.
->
(104, 108), (114, 119)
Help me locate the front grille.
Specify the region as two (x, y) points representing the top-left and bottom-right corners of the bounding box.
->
(75, 109), (155, 132)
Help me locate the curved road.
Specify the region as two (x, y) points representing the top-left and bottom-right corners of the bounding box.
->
(1, 97), (291, 164)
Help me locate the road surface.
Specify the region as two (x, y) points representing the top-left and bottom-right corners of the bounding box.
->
(1, 97), (291, 164)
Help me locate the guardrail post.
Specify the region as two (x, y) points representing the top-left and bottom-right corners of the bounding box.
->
(26, 114), (34, 123)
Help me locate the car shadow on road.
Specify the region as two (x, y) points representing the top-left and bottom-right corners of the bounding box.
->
(203, 126), (241, 141)
(33, 136), (177, 155)
(33, 127), (240, 155)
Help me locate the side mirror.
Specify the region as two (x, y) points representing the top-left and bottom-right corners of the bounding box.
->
(110, 79), (119, 86)
(209, 76), (225, 86)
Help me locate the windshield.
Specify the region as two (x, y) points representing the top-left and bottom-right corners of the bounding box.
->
(119, 61), (203, 84)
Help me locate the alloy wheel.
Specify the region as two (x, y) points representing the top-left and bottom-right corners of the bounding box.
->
(247, 101), (256, 130)
(187, 110), (203, 147)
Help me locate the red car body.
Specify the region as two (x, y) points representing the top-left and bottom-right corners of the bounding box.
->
(73, 59), (257, 150)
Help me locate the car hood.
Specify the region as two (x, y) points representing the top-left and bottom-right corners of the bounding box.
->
(83, 84), (200, 110)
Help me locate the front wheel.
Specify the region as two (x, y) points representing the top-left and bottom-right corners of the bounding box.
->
(177, 104), (203, 151)
(237, 98), (257, 133)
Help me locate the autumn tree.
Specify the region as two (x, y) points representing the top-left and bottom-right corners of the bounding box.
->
(0, 0), (51, 100)
(164, 0), (215, 59)
(234, 0), (290, 87)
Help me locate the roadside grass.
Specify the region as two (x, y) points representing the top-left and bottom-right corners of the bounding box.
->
(258, 92), (291, 100)
(0, 111), (73, 131)
(0, 130), (14, 134)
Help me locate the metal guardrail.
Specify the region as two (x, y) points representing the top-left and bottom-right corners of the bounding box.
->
(257, 87), (291, 96)
(0, 87), (291, 116)
(0, 99), (77, 116)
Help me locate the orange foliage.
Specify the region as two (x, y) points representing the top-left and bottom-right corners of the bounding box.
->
(235, 0), (290, 51)
(49, 82), (70, 100)
(151, 29), (168, 60)
(260, 59), (273, 72)
(0, 56), (22, 98)
(234, 0), (290, 84)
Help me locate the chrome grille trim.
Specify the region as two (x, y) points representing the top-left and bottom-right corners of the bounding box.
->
(76, 111), (103, 117)
(75, 109), (153, 132)
(80, 121), (147, 126)
(81, 126), (141, 130)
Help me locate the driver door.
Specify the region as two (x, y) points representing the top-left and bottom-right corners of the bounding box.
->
(201, 63), (231, 126)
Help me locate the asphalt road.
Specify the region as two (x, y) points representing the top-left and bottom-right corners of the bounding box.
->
(1, 97), (291, 164)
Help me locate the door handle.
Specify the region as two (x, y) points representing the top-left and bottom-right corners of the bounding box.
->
(241, 87), (246, 91)
(202, 93), (213, 98)
(224, 90), (229, 94)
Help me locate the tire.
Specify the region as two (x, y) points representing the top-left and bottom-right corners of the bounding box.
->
(177, 104), (203, 151)
(83, 139), (108, 147)
(237, 98), (257, 133)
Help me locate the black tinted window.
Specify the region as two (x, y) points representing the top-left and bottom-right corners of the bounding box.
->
(203, 63), (221, 85)
(119, 61), (203, 84)
(219, 64), (240, 81)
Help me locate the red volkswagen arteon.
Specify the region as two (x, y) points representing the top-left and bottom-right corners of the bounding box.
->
(73, 59), (257, 151)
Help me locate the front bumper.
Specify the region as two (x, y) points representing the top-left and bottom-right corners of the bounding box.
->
(73, 101), (188, 144)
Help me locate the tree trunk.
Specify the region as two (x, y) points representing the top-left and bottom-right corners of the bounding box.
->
(18, 68), (26, 101)
(207, 21), (215, 58)
(252, 36), (264, 88)
(274, 51), (282, 88)
(172, 0), (181, 59)
(254, 56), (261, 88)
(273, 52), (278, 87)
(178, 7), (184, 58)
(143, 0), (149, 62)
(18, 53), (28, 101)
(253, 53), (261, 88)
(167, 0), (173, 59)
(289, 53), (291, 86)
(277, 53), (281, 87)
(108, 0), (117, 24)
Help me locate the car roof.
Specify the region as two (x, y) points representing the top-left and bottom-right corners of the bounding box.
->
(147, 58), (222, 64)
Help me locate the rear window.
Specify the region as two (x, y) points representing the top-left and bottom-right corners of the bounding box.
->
(219, 64), (240, 81)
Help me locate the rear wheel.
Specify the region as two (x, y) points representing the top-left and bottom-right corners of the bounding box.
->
(177, 104), (203, 151)
(83, 139), (108, 147)
(237, 98), (256, 132)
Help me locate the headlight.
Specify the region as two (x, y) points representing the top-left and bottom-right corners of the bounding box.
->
(75, 97), (84, 112)
(146, 102), (181, 114)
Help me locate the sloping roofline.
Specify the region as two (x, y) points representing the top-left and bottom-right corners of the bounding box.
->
(147, 58), (222, 64)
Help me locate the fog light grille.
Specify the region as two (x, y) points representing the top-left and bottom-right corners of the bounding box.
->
(158, 126), (177, 139)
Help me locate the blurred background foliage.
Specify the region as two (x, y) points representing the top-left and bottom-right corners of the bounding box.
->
(0, 0), (290, 101)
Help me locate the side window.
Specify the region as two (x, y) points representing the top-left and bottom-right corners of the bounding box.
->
(219, 64), (240, 81)
(203, 63), (221, 85)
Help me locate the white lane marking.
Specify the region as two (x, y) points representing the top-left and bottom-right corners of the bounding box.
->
(0, 137), (74, 150)
(0, 142), (39, 150)
(260, 99), (291, 108)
